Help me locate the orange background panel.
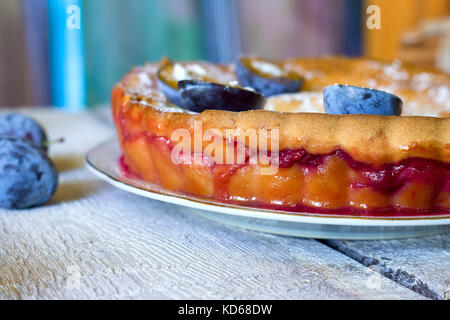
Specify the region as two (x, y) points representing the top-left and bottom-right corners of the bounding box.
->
(364, 0), (450, 60)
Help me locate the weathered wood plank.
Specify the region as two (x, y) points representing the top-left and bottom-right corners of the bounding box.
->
(0, 109), (426, 299)
(0, 183), (425, 299)
(323, 237), (450, 300)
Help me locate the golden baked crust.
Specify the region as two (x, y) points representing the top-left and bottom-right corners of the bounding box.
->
(113, 57), (450, 166)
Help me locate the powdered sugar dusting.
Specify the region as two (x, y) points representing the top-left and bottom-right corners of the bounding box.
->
(429, 85), (450, 112)
(172, 63), (210, 81)
(382, 59), (410, 81)
(266, 92), (324, 113)
(364, 59), (450, 116)
(251, 60), (284, 77)
(284, 62), (323, 80)
(137, 72), (153, 86)
(173, 63), (190, 81)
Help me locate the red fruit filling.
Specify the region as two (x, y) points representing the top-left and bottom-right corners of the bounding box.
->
(118, 132), (450, 217)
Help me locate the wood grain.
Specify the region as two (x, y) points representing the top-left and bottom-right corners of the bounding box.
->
(0, 108), (439, 299)
(324, 236), (450, 300)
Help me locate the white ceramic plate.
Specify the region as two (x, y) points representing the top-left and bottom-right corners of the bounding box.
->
(86, 139), (450, 240)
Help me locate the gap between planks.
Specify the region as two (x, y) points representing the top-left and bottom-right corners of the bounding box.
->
(319, 238), (448, 300)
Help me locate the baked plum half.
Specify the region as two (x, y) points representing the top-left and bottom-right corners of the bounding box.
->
(157, 63), (182, 107)
(178, 80), (266, 113)
(236, 56), (303, 96)
(157, 61), (236, 107)
(324, 85), (403, 116)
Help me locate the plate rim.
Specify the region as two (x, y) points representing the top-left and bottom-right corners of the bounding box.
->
(86, 138), (450, 228)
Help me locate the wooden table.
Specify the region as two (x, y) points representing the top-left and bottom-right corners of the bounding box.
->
(0, 108), (448, 300)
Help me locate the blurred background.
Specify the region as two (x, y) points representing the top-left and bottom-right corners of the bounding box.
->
(0, 0), (449, 109)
